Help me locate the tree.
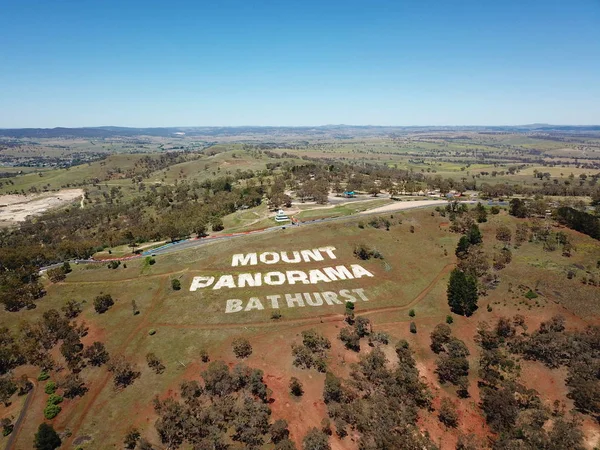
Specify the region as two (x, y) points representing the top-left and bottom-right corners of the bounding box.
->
(108, 355), (140, 388)
(515, 223), (529, 245)
(290, 377), (304, 396)
(232, 338), (252, 359)
(496, 225), (512, 247)
(46, 267), (66, 283)
(93, 293), (114, 313)
(447, 269), (478, 316)
(302, 427), (330, 450)
(409, 322), (417, 334)
(354, 316), (371, 337)
(61, 299), (82, 318)
(474, 202), (487, 223)
(146, 352), (165, 374)
(60, 373), (87, 398)
(271, 419), (290, 444)
(466, 224), (482, 245)
(438, 397), (459, 427)
(34, 423), (61, 450)
(344, 301), (355, 324)
(84, 341), (109, 366)
(0, 376), (17, 406)
(124, 427), (141, 449)
(211, 217), (224, 232)
(455, 235), (471, 258)
(323, 372), (342, 404)
(509, 198), (528, 218)
(339, 327), (360, 351)
(171, 279), (181, 290)
(430, 323), (452, 353)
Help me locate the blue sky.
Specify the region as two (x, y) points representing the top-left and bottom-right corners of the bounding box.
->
(1, 0), (599, 127)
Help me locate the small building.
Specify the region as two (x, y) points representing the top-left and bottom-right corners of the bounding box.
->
(343, 191), (355, 198)
(274, 209), (290, 223)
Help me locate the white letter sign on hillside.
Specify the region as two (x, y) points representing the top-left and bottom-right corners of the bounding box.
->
(190, 246), (377, 314)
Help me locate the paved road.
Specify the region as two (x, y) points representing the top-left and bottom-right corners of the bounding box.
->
(4, 379), (36, 450)
(40, 199), (505, 271)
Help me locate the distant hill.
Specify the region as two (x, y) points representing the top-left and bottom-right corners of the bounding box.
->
(1, 124), (599, 139)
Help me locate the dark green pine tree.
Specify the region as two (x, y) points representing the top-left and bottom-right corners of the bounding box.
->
(447, 268), (478, 316)
(34, 423), (62, 450)
(455, 235), (471, 258)
(467, 224), (483, 245)
(474, 202), (488, 223)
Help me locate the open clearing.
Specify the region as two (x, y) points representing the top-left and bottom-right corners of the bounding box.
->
(0, 188), (83, 225)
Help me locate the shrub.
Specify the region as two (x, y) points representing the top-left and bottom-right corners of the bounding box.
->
(107, 260), (121, 269)
(148, 329), (156, 336)
(525, 289), (538, 300)
(408, 309), (415, 317)
(44, 381), (56, 395)
(232, 338), (252, 359)
(46, 394), (63, 405)
(446, 315), (454, 324)
(271, 310), (282, 320)
(1, 417), (13, 436)
(289, 377), (304, 396)
(199, 349), (209, 362)
(410, 322), (417, 334)
(171, 279), (181, 290)
(38, 371), (50, 381)
(43, 403), (62, 419)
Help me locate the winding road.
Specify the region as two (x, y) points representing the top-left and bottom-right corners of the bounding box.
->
(40, 199), (490, 272)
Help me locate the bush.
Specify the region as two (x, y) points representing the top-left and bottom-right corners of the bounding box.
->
(171, 279), (181, 290)
(46, 394), (63, 405)
(199, 349), (209, 363)
(408, 309), (415, 317)
(289, 377), (304, 396)
(44, 381), (56, 395)
(148, 329), (156, 336)
(525, 289), (538, 300)
(410, 322), (417, 334)
(232, 338), (252, 359)
(37, 371), (50, 381)
(43, 403), (62, 419)
(271, 310), (282, 320)
(446, 315), (454, 324)
(107, 260), (121, 269)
